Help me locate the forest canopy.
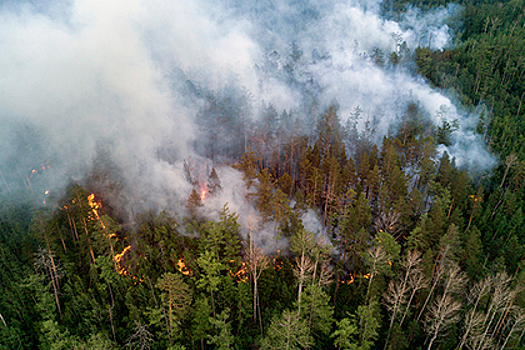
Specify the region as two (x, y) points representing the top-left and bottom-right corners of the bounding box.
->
(1, 0), (525, 349)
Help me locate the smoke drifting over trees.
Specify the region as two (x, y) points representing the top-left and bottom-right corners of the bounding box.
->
(0, 0), (492, 212)
(2, 0), (525, 349)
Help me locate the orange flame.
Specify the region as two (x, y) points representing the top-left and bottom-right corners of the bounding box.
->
(114, 246), (131, 276)
(177, 258), (192, 276)
(113, 246), (144, 283)
(230, 262), (248, 283)
(200, 189), (206, 201)
(340, 275), (355, 284)
(88, 193), (106, 229)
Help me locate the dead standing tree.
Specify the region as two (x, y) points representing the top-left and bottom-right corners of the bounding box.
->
(245, 235), (269, 336)
(425, 263), (467, 350)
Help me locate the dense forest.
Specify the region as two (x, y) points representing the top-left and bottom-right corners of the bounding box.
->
(1, 0), (525, 349)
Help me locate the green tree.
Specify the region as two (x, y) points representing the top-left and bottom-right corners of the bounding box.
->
(261, 309), (313, 350)
(299, 284), (334, 339)
(200, 205), (242, 267)
(196, 251), (223, 317)
(332, 316), (359, 350)
(190, 297), (213, 350)
(207, 309), (234, 350)
(332, 301), (380, 350)
(154, 272), (192, 346)
(338, 191), (372, 271)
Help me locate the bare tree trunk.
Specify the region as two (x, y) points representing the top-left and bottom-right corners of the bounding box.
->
(82, 217), (96, 264)
(417, 250), (447, 322)
(476, 273), (514, 350)
(40, 221), (62, 318)
(500, 154), (518, 189)
(108, 304), (116, 343)
(458, 277), (491, 349)
(297, 251), (306, 314)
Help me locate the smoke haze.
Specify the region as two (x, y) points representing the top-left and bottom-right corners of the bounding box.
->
(0, 0), (494, 232)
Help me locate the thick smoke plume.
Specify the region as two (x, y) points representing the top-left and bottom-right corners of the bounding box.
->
(0, 0), (494, 238)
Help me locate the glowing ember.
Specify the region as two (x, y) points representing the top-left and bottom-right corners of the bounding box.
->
(273, 260), (284, 271)
(362, 272), (377, 279)
(200, 189), (206, 201)
(87, 193), (106, 229)
(88, 194), (100, 217)
(340, 275), (355, 284)
(44, 190), (50, 195)
(114, 246), (131, 276)
(230, 262), (248, 283)
(177, 258), (192, 276)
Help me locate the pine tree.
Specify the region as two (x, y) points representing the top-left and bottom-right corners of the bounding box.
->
(186, 189), (203, 219)
(196, 251), (223, 318)
(154, 272), (192, 346)
(261, 309), (313, 350)
(332, 301), (381, 350)
(207, 167), (222, 197)
(207, 308), (234, 350)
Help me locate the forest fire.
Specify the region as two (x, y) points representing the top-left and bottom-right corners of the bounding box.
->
(230, 262), (248, 283)
(29, 165), (50, 178)
(177, 258), (192, 276)
(87, 193), (100, 218)
(1, 0), (521, 347)
(87, 193), (106, 230)
(43, 190), (50, 205)
(340, 275), (355, 284)
(114, 246), (131, 276)
(113, 246), (144, 283)
(274, 259), (284, 271)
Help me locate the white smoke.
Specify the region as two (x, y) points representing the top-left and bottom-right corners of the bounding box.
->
(0, 0), (494, 229)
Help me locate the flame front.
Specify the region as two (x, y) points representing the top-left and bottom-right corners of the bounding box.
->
(230, 262), (248, 283)
(88, 193), (106, 230)
(114, 246), (131, 276)
(177, 258), (192, 276)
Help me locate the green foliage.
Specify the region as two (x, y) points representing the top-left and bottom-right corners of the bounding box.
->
(207, 308), (234, 350)
(261, 309), (313, 350)
(2, 3), (525, 347)
(190, 296), (213, 347)
(196, 251), (223, 294)
(374, 231), (401, 265)
(200, 204), (242, 266)
(299, 284), (334, 338)
(332, 317), (359, 350)
(332, 301), (381, 350)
